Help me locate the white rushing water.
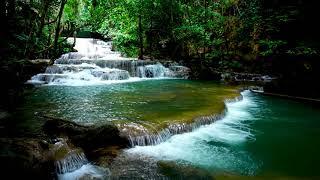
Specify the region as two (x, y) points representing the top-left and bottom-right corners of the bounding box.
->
(52, 139), (109, 180)
(27, 38), (190, 86)
(57, 164), (109, 180)
(67, 38), (131, 60)
(127, 91), (260, 175)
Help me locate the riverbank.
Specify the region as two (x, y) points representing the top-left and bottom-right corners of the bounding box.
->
(0, 114), (128, 179)
(0, 60), (49, 111)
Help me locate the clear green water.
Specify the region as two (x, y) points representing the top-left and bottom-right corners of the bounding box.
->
(247, 92), (320, 177)
(129, 90), (320, 178)
(14, 79), (238, 134)
(12, 80), (320, 178)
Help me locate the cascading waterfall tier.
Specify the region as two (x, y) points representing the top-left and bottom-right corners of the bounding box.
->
(127, 90), (258, 176)
(27, 38), (190, 85)
(119, 95), (244, 147)
(52, 138), (109, 180)
(55, 151), (88, 174)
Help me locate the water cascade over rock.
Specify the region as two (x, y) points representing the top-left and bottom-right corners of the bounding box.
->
(119, 95), (243, 147)
(27, 38), (190, 85)
(52, 138), (110, 180)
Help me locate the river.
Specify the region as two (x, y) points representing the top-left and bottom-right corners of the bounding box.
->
(17, 38), (320, 179)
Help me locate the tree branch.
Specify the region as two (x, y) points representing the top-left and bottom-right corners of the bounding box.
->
(35, 30), (73, 54)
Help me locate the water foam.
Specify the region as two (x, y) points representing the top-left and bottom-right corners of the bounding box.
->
(57, 164), (110, 180)
(52, 138), (110, 180)
(67, 38), (131, 60)
(127, 91), (259, 175)
(27, 38), (190, 86)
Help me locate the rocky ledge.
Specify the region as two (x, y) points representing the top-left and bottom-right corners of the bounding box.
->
(0, 116), (129, 179)
(43, 115), (129, 151)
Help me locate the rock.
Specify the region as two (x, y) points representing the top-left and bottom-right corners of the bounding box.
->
(158, 161), (214, 179)
(87, 146), (122, 167)
(1, 60), (48, 109)
(0, 138), (54, 179)
(102, 70), (130, 80)
(45, 65), (63, 74)
(108, 152), (166, 179)
(91, 69), (130, 80)
(29, 59), (51, 64)
(43, 116), (129, 152)
(221, 72), (233, 82)
(169, 65), (190, 79)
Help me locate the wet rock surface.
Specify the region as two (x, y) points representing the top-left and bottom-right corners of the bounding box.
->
(0, 116), (129, 179)
(158, 161), (215, 180)
(91, 69), (130, 80)
(108, 151), (167, 179)
(0, 138), (54, 179)
(43, 116), (129, 152)
(169, 65), (191, 79)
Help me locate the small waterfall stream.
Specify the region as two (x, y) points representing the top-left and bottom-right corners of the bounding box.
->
(55, 151), (88, 174)
(52, 139), (109, 180)
(27, 38), (190, 86)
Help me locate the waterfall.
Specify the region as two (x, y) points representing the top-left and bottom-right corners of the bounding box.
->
(27, 38), (190, 86)
(127, 91), (259, 176)
(55, 151), (88, 174)
(118, 95), (243, 147)
(137, 63), (173, 78)
(121, 113), (227, 147)
(52, 138), (109, 179)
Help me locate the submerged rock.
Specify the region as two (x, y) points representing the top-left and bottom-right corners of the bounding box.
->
(158, 161), (214, 179)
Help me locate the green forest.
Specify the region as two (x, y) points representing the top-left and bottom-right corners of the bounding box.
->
(2, 0), (320, 102)
(1, 1), (320, 179)
(2, 0), (319, 60)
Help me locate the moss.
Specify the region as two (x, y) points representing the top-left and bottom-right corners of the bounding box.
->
(114, 85), (241, 133)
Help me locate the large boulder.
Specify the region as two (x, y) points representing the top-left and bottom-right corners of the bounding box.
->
(43, 116), (129, 152)
(0, 138), (54, 179)
(169, 65), (190, 79)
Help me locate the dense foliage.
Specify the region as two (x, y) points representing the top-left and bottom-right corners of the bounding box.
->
(1, 1), (320, 97)
(2, 1), (318, 62)
(74, 0), (319, 75)
(0, 0), (87, 62)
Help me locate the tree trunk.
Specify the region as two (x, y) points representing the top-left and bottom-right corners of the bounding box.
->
(46, 25), (52, 58)
(38, 0), (50, 37)
(73, 31), (77, 47)
(53, 0), (67, 58)
(138, 14), (144, 60)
